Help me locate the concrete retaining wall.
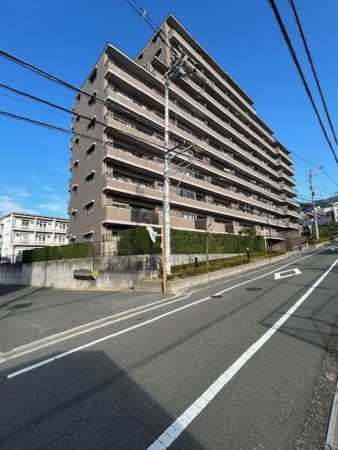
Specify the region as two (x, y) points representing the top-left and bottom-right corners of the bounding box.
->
(0, 258), (157, 290)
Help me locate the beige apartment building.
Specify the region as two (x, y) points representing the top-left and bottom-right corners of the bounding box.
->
(68, 15), (301, 253)
(0, 212), (69, 263)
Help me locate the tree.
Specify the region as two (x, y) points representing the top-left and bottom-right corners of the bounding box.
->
(239, 227), (258, 257)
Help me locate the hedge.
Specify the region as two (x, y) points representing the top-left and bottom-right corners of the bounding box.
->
(117, 227), (265, 256)
(22, 242), (94, 263)
(164, 250), (285, 280)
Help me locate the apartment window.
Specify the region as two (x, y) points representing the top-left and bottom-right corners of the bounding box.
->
(37, 221), (47, 229)
(20, 233), (29, 243)
(152, 32), (160, 44)
(22, 220), (29, 228)
(85, 171), (95, 185)
(131, 178), (149, 188)
(83, 232), (94, 242)
(76, 93), (81, 103)
(183, 169), (194, 178)
(87, 117), (96, 132)
(74, 137), (79, 148)
(88, 67), (97, 85)
(86, 144), (96, 159)
(182, 212), (196, 220)
(85, 201), (94, 215)
(181, 189), (195, 200)
(88, 93), (96, 109)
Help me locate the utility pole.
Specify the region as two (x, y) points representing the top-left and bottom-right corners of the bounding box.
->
(162, 54), (189, 283)
(309, 167), (322, 240)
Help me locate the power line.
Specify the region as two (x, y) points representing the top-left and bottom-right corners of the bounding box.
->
(0, 53), (277, 183)
(0, 50), (190, 147)
(0, 108), (191, 163)
(268, 0), (338, 164)
(289, 0), (338, 146)
(322, 168), (338, 187)
(124, 0), (165, 42)
(0, 110), (79, 137)
(0, 90), (69, 118)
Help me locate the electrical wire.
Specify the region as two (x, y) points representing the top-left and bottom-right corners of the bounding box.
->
(2, 9), (327, 210)
(0, 90), (69, 118)
(0, 109), (162, 152)
(0, 51), (190, 148)
(268, 0), (338, 164)
(124, 0), (167, 46)
(289, 0), (338, 146)
(322, 168), (338, 187)
(0, 108), (194, 164)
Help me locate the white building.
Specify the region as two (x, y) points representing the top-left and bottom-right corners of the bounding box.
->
(0, 212), (69, 263)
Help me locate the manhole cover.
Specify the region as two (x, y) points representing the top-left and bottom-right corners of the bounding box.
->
(245, 287), (262, 291)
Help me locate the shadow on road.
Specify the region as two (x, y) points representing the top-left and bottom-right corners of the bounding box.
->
(0, 348), (204, 449)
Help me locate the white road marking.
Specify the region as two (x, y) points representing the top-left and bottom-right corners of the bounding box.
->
(5, 296), (210, 379)
(2, 245), (335, 372)
(274, 268), (302, 280)
(147, 258), (338, 450)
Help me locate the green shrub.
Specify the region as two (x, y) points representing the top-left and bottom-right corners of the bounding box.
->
(162, 251), (285, 280)
(22, 243), (94, 263)
(117, 227), (265, 256)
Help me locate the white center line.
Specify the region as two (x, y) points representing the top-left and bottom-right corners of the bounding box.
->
(147, 258), (338, 450)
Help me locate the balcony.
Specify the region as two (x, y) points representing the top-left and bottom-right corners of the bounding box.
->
(170, 81), (277, 165)
(168, 29), (252, 111)
(105, 61), (164, 111)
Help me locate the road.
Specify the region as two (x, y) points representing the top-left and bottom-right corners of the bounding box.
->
(0, 245), (338, 449)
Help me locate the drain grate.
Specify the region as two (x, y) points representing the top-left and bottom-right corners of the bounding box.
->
(246, 287), (262, 291)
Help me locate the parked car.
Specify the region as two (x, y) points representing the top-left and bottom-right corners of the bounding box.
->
(0, 257), (11, 264)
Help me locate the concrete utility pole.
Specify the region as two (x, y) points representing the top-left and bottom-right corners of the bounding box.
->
(163, 54), (189, 280)
(309, 167), (322, 239)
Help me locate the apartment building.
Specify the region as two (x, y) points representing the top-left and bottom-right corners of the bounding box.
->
(68, 14), (301, 253)
(0, 212), (69, 262)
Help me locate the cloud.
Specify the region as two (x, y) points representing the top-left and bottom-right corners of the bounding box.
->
(0, 196), (37, 216)
(30, 172), (41, 183)
(5, 187), (31, 198)
(36, 202), (67, 215)
(37, 193), (68, 216)
(0, 185), (68, 218)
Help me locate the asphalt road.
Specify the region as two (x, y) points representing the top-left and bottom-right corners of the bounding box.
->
(1, 245), (338, 449)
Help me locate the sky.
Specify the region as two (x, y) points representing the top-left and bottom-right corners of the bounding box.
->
(1, 0), (338, 219)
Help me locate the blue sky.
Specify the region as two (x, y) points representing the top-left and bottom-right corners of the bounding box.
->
(1, 0), (338, 218)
